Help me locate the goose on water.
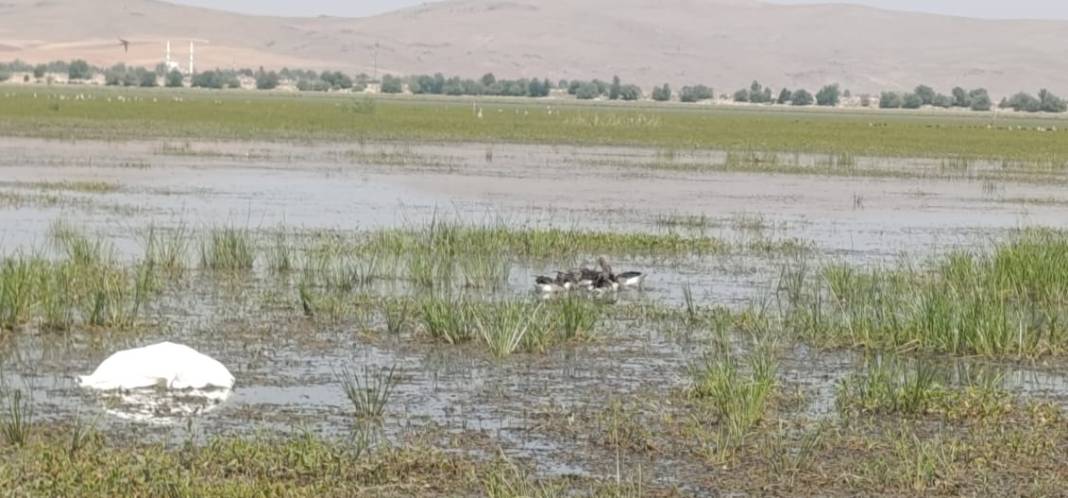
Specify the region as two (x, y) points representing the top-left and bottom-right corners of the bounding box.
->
(534, 257), (644, 293)
(534, 275), (566, 293)
(614, 271), (646, 288)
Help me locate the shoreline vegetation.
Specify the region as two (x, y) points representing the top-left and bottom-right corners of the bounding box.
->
(3, 86), (1068, 163)
(3, 59), (1064, 114)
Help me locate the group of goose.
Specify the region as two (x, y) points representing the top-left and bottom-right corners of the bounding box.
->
(534, 257), (645, 294)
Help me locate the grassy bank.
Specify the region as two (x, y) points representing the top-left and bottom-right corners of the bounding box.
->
(2, 87), (1068, 161)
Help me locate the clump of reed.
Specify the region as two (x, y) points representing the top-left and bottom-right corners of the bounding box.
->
(144, 224), (189, 277)
(199, 226), (255, 272)
(786, 229), (1068, 358)
(836, 355), (942, 416)
(417, 294), (603, 357)
(339, 365), (398, 420)
(836, 355), (1010, 420)
(362, 220), (727, 263)
(690, 337), (778, 460)
(0, 224), (161, 332)
(0, 388), (33, 447)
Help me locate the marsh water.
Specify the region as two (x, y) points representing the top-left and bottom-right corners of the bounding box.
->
(2, 137), (1068, 483)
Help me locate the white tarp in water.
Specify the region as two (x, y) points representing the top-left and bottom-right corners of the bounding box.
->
(78, 341), (234, 390)
(78, 342), (235, 423)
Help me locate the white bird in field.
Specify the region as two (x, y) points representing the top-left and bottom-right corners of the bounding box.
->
(78, 342), (234, 390)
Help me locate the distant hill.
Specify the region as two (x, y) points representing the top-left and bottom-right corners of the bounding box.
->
(2, 0), (1068, 95)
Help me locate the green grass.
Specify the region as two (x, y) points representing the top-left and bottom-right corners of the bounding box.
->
(556, 295), (603, 341)
(144, 224), (189, 277)
(690, 338), (778, 460)
(419, 294), (476, 344)
(472, 300), (552, 358)
(339, 365), (398, 419)
(266, 230), (294, 274)
(363, 221), (728, 261)
(0, 389), (32, 447)
(0, 430), (477, 497)
(836, 355), (1011, 420)
(0, 224), (160, 331)
(4, 87), (1068, 162)
(200, 227), (255, 272)
(417, 295), (601, 357)
(788, 229), (1068, 357)
(16, 180), (120, 194)
(836, 356), (942, 416)
(382, 298), (413, 335)
(654, 213), (716, 230)
(0, 426), (659, 497)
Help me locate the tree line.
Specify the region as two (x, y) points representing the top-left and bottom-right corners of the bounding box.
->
(4, 59), (1068, 114)
(728, 81), (834, 106)
(879, 85), (992, 111)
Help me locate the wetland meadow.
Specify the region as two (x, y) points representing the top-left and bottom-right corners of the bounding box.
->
(1, 87), (1068, 496)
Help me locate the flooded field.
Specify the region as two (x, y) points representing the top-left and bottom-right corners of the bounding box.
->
(2, 133), (1068, 495)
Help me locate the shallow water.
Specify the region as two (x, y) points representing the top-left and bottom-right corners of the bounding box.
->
(2, 137), (1068, 483)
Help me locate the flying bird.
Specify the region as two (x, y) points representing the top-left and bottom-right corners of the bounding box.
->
(118, 38), (130, 53)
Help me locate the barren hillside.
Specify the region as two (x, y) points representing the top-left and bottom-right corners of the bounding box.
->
(2, 0), (1067, 94)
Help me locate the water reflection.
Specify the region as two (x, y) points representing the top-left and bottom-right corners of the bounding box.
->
(91, 386), (233, 424)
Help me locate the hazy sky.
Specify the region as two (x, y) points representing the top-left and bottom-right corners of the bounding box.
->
(169, 0), (1068, 19)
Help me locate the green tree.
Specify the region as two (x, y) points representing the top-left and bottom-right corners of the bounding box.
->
(481, 73), (496, 87)
(969, 89), (992, 111)
(652, 83), (671, 102)
(791, 89), (814, 106)
(733, 88), (749, 102)
(952, 87), (969, 107)
(165, 69), (184, 88)
(192, 70), (225, 89)
(139, 70), (157, 87)
(777, 88), (792, 104)
(576, 82), (600, 100)
(931, 94), (953, 108)
(1004, 92), (1040, 112)
(914, 85), (936, 106)
(33, 64), (46, 79)
(815, 84), (840, 106)
(609, 75), (622, 100)
(68, 59), (92, 80)
(321, 71), (353, 89)
(380, 74), (403, 94)
(879, 92), (902, 109)
(255, 67), (279, 90)
(902, 93), (923, 109)
(748, 81), (766, 103)
(527, 78), (545, 97)
(442, 76), (464, 96)
(679, 85), (713, 103)
(618, 84), (641, 101)
(1039, 89), (1066, 113)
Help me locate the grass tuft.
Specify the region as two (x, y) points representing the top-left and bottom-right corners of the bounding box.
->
(1, 389), (32, 447)
(340, 365), (398, 420)
(200, 226), (255, 272)
(788, 229), (1068, 357)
